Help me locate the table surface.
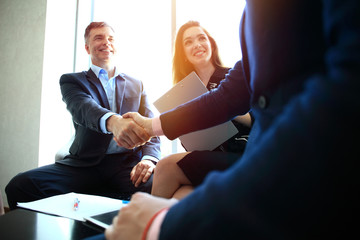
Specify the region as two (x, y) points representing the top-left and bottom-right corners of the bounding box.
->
(0, 208), (103, 240)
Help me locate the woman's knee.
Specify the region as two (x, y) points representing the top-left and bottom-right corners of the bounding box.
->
(155, 152), (190, 176)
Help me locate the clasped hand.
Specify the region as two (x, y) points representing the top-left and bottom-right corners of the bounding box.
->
(107, 114), (152, 149)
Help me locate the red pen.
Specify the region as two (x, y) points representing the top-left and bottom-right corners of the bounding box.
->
(73, 198), (80, 211)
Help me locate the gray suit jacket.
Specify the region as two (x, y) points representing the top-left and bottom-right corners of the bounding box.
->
(57, 69), (160, 167)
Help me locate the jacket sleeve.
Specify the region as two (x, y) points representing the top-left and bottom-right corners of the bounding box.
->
(60, 72), (111, 133)
(159, 0), (360, 239)
(160, 60), (251, 140)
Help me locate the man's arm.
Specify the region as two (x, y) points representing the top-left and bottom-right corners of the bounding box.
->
(161, 60), (250, 140)
(60, 73), (110, 132)
(123, 60), (250, 142)
(60, 73), (152, 149)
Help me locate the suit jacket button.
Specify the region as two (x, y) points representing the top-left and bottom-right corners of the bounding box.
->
(258, 95), (267, 109)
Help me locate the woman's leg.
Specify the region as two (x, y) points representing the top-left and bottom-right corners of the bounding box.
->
(152, 151), (242, 199)
(151, 152), (192, 198)
(172, 185), (194, 199)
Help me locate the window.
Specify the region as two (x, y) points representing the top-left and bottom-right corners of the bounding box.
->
(39, 0), (245, 166)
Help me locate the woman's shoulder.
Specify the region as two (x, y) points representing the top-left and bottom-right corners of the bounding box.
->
(207, 67), (230, 90)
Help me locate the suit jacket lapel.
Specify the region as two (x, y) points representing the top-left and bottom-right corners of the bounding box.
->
(86, 69), (111, 109)
(115, 75), (126, 114)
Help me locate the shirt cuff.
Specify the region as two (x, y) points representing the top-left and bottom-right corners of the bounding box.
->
(100, 112), (117, 133)
(141, 155), (159, 164)
(146, 208), (169, 240)
(152, 116), (164, 136)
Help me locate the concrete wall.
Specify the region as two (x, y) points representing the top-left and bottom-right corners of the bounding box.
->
(0, 0), (47, 207)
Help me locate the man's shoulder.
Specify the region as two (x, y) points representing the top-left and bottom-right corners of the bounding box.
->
(62, 71), (88, 78)
(119, 73), (144, 91)
(120, 73), (142, 83)
(60, 70), (91, 83)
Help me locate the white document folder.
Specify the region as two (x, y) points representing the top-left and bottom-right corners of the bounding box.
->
(17, 192), (125, 222)
(153, 71), (238, 151)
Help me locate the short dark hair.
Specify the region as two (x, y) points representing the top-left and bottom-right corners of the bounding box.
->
(84, 22), (115, 43)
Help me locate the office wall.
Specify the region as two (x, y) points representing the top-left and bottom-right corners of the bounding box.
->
(0, 0), (47, 207)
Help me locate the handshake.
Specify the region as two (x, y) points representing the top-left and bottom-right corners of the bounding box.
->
(106, 112), (155, 149)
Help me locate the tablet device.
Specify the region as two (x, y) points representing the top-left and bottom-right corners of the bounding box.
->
(84, 209), (119, 229)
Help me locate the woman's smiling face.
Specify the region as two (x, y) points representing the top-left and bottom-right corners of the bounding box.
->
(182, 26), (213, 67)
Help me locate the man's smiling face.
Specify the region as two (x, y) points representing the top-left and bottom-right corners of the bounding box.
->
(85, 26), (116, 67)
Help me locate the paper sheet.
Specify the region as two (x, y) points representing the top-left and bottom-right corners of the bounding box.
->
(17, 192), (125, 221)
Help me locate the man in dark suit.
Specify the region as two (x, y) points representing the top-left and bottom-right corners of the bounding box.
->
(103, 0), (359, 239)
(5, 22), (161, 210)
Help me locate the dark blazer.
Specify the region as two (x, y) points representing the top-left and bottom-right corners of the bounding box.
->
(58, 69), (161, 167)
(160, 0), (359, 239)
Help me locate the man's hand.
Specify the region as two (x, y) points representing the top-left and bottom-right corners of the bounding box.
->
(105, 192), (178, 240)
(122, 112), (154, 137)
(130, 160), (156, 187)
(107, 114), (151, 149)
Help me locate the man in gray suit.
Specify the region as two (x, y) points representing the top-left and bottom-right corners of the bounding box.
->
(5, 22), (161, 210)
